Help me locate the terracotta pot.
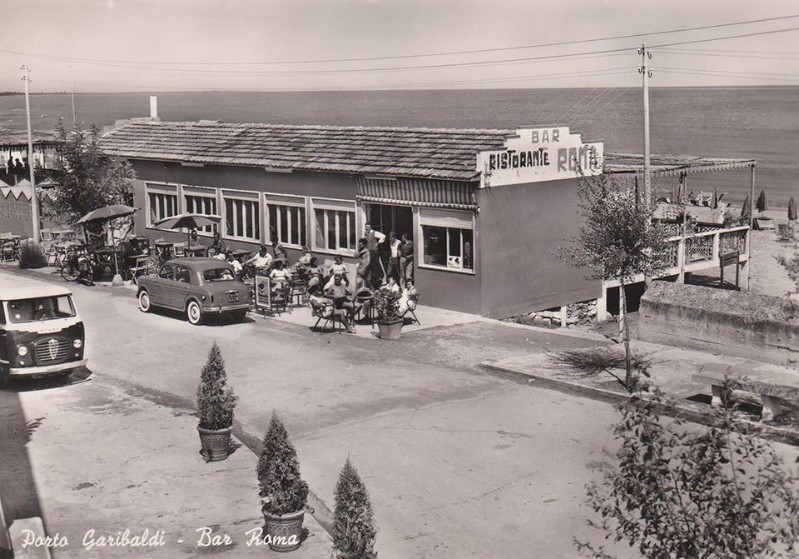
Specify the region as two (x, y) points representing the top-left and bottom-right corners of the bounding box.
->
(262, 509), (305, 552)
(377, 320), (403, 340)
(197, 425), (233, 462)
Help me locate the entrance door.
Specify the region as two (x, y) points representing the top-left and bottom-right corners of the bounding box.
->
(366, 204), (414, 281)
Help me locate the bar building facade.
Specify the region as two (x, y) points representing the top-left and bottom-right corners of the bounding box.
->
(100, 119), (754, 318)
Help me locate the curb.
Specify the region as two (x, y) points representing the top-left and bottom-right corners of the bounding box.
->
(8, 517), (52, 559)
(0, 494), (11, 557)
(479, 361), (799, 447)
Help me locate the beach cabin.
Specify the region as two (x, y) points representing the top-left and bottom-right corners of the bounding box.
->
(100, 118), (756, 319)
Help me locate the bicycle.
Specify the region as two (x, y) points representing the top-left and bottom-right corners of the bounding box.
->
(61, 246), (95, 285)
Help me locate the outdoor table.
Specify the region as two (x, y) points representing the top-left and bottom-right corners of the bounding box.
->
(232, 249), (251, 262)
(186, 245), (207, 257)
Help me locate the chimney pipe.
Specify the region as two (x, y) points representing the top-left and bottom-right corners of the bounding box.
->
(149, 96), (158, 120)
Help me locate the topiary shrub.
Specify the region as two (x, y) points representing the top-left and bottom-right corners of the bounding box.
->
(333, 458), (377, 559)
(258, 412), (308, 515)
(196, 342), (237, 430)
(18, 242), (47, 269)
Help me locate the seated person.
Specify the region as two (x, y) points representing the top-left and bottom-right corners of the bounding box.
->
(225, 250), (243, 276)
(328, 254), (349, 284)
(397, 279), (418, 318)
(381, 276), (400, 295)
(269, 260), (291, 291)
(273, 244), (289, 267)
(307, 285), (336, 321)
(189, 229), (205, 253)
(220, 268), (234, 281)
(297, 246), (313, 266)
(306, 257), (324, 290)
(324, 274), (355, 333)
(209, 232), (227, 257)
(244, 245), (273, 274)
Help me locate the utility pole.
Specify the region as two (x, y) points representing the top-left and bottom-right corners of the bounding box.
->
(638, 43), (653, 208)
(69, 65), (77, 126)
(20, 64), (40, 243)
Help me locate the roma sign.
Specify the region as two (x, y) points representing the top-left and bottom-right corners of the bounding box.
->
(477, 127), (603, 187)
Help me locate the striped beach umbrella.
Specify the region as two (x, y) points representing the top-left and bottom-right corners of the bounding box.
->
(789, 197), (797, 221)
(756, 189), (768, 214)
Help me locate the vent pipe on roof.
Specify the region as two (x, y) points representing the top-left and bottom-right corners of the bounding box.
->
(150, 96), (158, 120)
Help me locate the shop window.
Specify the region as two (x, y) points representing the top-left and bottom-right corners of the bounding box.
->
(268, 203), (306, 248)
(312, 198), (356, 253)
(184, 192), (217, 234)
(146, 184), (178, 227)
(419, 208), (475, 273)
(223, 193), (260, 241)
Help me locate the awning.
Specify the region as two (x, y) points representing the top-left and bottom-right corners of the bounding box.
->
(605, 153), (755, 177)
(356, 176), (478, 210)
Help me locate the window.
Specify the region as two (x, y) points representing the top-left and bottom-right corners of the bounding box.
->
(419, 208), (475, 272)
(146, 183), (179, 227)
(266, 194), (306, 248)
(223, 191), (260, 241)
(175, 266), (191, 283)
(184, 188), (217, 234)
(7, 296), (76, 324)
(312, 198), (356, 253)
(159, 265), (175, 280)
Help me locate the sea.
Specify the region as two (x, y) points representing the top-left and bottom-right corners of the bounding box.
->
(1, 87), (797, 207)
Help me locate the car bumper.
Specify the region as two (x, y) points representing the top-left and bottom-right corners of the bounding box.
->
(202, 303), (250, 314)
(10, 359), (88, 377)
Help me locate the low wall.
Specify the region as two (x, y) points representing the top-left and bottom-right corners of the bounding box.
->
(638, 282), (799, 368)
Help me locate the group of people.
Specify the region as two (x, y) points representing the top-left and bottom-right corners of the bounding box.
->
(5, 156), (30, 179)
(355, 223), (414, 291)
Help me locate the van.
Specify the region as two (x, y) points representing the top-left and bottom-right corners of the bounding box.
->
(0, 279), (87, 387)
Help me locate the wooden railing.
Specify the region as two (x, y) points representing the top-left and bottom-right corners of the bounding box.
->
(667, 225), (749, 276)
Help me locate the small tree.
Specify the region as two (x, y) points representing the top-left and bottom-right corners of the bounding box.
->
(560, 174), (670, 391)
(258, 412), (309, 515)
(196, 342), (237, 430)
(50, 119), (135, 223)
(577, 390), (799, 559)
(18, 242), (47, 269)
(333, 458), (377, 559)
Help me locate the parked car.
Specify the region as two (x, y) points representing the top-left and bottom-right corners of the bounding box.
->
(136, 258), (251, 325)
(0, 279), (87, 388)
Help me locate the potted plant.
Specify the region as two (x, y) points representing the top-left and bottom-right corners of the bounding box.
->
(333, 458), (377, 559)
(372, 289), (403, 340)
(257, 412), (309, 552)
(196, 342), (237, 461)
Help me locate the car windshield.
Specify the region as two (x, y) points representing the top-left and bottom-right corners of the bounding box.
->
(203, 267), (235, 282)
(6, 295), (76, 324)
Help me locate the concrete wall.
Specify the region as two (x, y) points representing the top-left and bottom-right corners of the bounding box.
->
(0, 193), (32, 237)
(639, 281), (799, 368)
(476, 177), (600, 318)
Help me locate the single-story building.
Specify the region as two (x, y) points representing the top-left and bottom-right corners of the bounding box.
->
(100, 115), (755, 318)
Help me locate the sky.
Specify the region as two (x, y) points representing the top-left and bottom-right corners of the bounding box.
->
(2, 0), (799, 92)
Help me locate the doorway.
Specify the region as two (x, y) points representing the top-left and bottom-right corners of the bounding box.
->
(366, 204), (414, 282)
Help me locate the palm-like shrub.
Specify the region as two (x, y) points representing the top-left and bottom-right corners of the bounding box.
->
(196, 342), (237, 430)
(258, 412), (309, 515)
(18, 242), (47, 269)
(333, 458), (377, 559)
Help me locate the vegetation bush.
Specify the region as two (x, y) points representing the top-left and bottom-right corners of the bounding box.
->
(552, 347), (651, 392)
(258, 412), (309, 515)
(333, 458), (377, 559)
(576, 388), (799, 559)
(196, 342), (237, 430)
(18, 242), (47, 269)
(372, 289), (402, 323)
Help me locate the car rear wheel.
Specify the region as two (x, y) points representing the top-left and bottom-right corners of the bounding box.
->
(138, 290), (151, 313)
(186, 300), (203, 325)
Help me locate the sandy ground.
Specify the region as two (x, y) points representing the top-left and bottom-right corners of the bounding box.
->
(747, 210), (798, 298)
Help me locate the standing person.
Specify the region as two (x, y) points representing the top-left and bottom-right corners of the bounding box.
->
(364, 223), (385, 287)
(6, 155), (12, 175)
(355, 238), (371, 290)
(386, 231), (401, 284)
(400, 233), (414, 283)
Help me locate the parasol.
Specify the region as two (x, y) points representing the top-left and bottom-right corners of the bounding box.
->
(756, 189), (768, 214)
(789, 197), (797, 221)
(76, 204), (137, 224)
(740, 194), (751, 220)
(154, 213), (222, 248)
(710, 188), (719, 210)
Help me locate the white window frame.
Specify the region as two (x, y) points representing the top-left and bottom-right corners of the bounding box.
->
(310, 197), (357, 256)
(183, 186), (218, 237)
(265, 193), (307, 249)
(221, 189), (261, 243)
(145, 182), (180, 229)
(418, 208), (476, 275)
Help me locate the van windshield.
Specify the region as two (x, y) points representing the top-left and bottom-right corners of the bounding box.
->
(6, 295), (76, 324)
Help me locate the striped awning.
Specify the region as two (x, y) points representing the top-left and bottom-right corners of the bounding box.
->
(356, 176), (478, 210)
(605, 153), (756, 177)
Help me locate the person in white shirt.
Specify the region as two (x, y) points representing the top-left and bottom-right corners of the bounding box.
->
(385, 231), (402, 284)
(225, 251), (243, 276)
(269, 259), (291, 290)
(244, 245), (273, 274)
(364, 223), (386, 285)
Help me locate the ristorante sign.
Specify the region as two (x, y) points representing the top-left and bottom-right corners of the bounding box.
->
(477, 127), (603, 187)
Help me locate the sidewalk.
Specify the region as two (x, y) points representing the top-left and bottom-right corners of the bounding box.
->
(6, 376), (331, 558)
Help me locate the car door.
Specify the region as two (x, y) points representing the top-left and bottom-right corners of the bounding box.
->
(150, 264), (175, 307)
(171, 265), (192, 310)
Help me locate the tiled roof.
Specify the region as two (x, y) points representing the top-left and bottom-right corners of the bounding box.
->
(99, 120), (755, 182)
(100, 120), (515, 181)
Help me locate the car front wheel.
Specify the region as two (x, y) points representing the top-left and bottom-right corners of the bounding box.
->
(138, 290), (151, 313)
(186, 300), (203, 325)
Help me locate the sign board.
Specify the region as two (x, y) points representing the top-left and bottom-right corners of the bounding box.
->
(476, 127), (603, 188)
(254, 275), (271, 312)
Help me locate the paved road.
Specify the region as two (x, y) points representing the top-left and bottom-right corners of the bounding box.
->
(2, 269), (630, 558)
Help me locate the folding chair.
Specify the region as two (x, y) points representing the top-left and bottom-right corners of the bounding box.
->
(1, 242), (15, 263)
(271, 285), (291, 315)
(173, 242), (187, 258)
(406, 293), (421, 325)
(309, 299), (345, 333)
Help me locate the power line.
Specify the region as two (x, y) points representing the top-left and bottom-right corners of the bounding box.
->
(2, 13), (799, 66)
